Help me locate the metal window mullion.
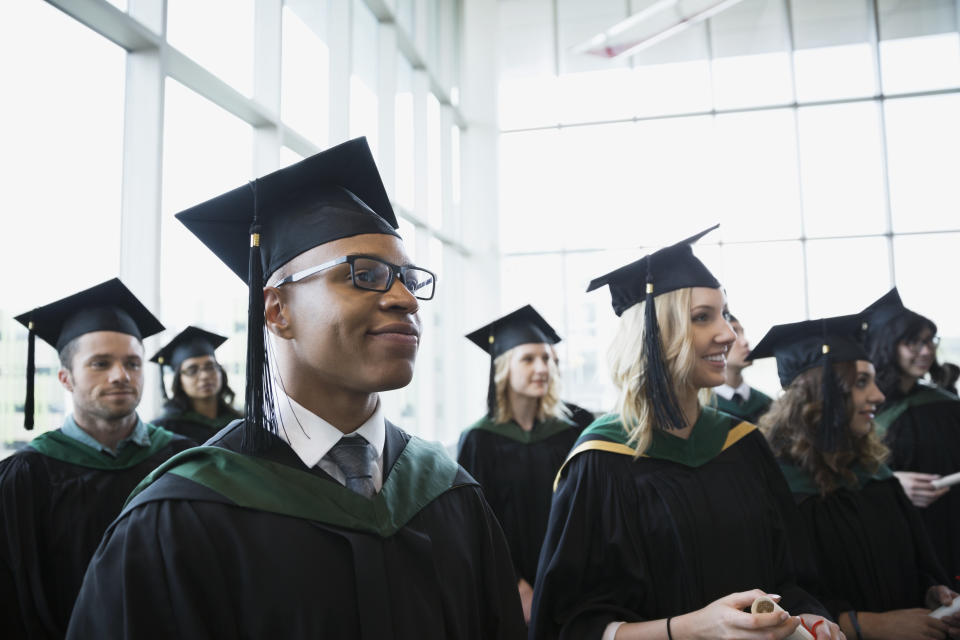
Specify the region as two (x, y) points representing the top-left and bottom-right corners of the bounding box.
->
(252, 0), (283, 176)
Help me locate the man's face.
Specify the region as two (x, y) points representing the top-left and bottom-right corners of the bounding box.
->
(59, 331), (145, 421)
(268, 233), (422, 394)
(726, 320), (752, 371)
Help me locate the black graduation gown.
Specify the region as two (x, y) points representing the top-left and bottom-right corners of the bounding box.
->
(780, 461), (948, 617)
(66, 420), (526, 640)
(876, 384), (960, 580)
(530, 408), (828, 639)
(151, 402), (241, 445)
(0, 423), (192, 639)
(456, 416), (581, 585)
(714, 386), (773, 424)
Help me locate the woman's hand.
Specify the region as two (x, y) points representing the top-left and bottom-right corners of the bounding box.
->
(798, 613), (843, 639)
(517, 578), (533, 624)
(670, 589), (802, 639)
(851, 609), (954, 640)
(895, 471), (949, 508)
(926, 585), (960, 635)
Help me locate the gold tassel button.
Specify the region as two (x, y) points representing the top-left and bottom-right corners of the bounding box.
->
(646, 283), (654, 294)
(488, 335), (495, 344)
(251, 233), (261, 247)
(822, 344), (830, 354)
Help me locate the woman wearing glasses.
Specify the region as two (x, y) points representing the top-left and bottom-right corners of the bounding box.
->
(753, 316), (958, 640)
(150, 326), (242, 445)
(862, 288), (960, 582)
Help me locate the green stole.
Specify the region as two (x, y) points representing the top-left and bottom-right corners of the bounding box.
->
(126, 436), (462, 538)
(28, 423), (175, 470)
(874, 384), (959, 435)
(778, 460), (894, 496)
(464, 415), (577, 444)
(714, 388), (771, 419)
(554, 407), (755, 490)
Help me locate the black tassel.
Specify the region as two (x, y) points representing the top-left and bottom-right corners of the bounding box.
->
(158, 361), (169, 400)
(241, 181), (277, 453)
(818, 349), (842, 453)
(642, 273), (687, 431)
(24, 319), (35, 430)
(485, 357), (496, 419)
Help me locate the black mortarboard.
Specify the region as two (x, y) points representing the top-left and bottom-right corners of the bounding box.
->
(466, 305), (562, 418)
(150, 326), (228, 399)
(586, 224), (721, 317)
(14, 278), (164, 429)
(748, 314), (870, 451)
(175, 137), (400, 452)
(586, 225), (722, 432)
(860, 287), (919, 341)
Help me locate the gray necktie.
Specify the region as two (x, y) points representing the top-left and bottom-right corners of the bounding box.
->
(325, 435), (377, 498)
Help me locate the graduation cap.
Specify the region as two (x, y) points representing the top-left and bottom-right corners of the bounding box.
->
(748, 314), (869, 451)
(150, 326), (228, 399)
(586, 224), (722, 431)
(175, 137), (399, 452)
(465, 305), (561, 417)
(14, 278), (164, 429)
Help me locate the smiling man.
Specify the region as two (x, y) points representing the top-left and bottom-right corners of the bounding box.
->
(67, 138), (525, 640)
(0, 279), (193, 639)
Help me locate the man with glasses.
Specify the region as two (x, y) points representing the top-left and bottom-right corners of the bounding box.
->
(68, 138), (525, 639)
(0, 279), (193, 638)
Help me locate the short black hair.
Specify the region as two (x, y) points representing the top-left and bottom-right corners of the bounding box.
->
(866, 309), (938, 401)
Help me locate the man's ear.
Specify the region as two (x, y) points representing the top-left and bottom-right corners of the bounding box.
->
(58, 368), (74, 392)
(264, 287), (292, 339)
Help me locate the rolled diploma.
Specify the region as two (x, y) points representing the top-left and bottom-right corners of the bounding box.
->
(931, 471), (960, 490)
(751, 596), (815, 640)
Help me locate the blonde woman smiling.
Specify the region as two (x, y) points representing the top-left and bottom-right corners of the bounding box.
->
(530, 226), (841, 640)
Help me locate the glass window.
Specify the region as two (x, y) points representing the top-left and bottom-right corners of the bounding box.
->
(893, 233), (960, 360)
(792, 0), (875, 101)
(633, 23), (713, 117)
(554, 69), (641, 125)
(395, 54), (416, 211)
(350, 0), (379, 155)
(426, 94), (443, 228)
(1, 0), (126, 441)
(879, 0), (960, 93)
(499, 128), (566, 253)
(281, 2), (330, 146)
(710, 0), (793, 109)
(797, 102), (886, 238)
(805, 236), (891, 317)
(713, 109), (803, 242)
(167, 0), (255, 96)
(885, 94), (960, 233)
(160, 80), (254, 396)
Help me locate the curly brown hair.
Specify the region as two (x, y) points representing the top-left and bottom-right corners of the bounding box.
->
(759, 361), (888, 495)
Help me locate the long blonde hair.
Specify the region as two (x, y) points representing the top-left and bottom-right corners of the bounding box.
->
(492, 344), (567, 424)
(608, 288), (711, 454)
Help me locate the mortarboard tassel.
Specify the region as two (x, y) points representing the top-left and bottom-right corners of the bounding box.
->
(242, 181), (277, 453)
(24, 318), (35, 430)
(817, 344), (842, 453)
(642, 268), (687, 432)
(157, 358), (169, 400)
(485, 355), (497, 419)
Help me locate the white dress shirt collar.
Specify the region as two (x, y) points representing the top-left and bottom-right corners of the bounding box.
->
(272, 386), (385, 471)
(713, 380), (752, 402)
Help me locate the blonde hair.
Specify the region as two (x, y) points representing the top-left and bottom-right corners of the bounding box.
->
(608, 288), (711, 454)
(492, 344), (567, 424)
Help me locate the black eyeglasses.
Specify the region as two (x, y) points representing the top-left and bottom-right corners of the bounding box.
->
(275, 254), (437, 300)
(904, 335), (940, 354)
